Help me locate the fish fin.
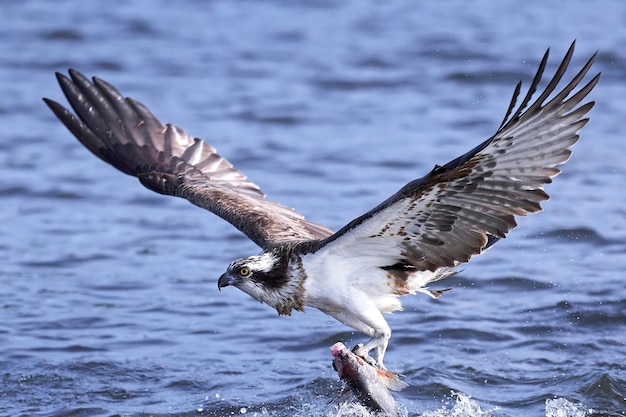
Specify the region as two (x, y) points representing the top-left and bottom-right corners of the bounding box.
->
(375, 369), (409, 391)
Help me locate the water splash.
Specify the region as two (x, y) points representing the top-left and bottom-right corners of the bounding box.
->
(545, 398), (593, 417)
(421, 391), (498, 417)
(288, 396), (408, 417)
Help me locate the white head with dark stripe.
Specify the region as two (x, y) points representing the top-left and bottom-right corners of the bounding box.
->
(217, 250), (302, 315)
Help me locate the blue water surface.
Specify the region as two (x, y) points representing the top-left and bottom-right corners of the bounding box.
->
(1, 1), (624, 416)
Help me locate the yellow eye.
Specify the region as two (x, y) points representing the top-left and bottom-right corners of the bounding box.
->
(239, 267), (250, 276)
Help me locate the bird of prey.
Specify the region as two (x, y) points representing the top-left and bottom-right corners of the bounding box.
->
(44, 41), (599, 370)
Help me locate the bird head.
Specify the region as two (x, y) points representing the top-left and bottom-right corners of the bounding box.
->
(218, 251), (281, 293)
(217, 249), (303, 315)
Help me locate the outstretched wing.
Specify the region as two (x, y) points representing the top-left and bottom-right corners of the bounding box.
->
(44, 70), (333, 248)
(308, 41), (599, 273)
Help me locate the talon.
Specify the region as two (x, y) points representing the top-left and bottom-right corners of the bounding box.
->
(351, 343), (365, 357)
(351, 343), (378, 367)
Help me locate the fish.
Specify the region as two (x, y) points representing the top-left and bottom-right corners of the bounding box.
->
(330, 342), (408, 416)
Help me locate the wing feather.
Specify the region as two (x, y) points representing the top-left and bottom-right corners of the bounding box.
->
(308, 41), (599, 273)
(44, 69), (333, 248)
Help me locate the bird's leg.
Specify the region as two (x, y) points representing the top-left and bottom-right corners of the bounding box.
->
(352, 328), (390, 370)
(324, 291), (392, 369)
(351, 344), (377, 366)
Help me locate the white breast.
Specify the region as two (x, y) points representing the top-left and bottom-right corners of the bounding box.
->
(300, 247), (456, 316)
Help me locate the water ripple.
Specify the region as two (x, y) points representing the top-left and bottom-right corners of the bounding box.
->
(1, 0), (623, 416)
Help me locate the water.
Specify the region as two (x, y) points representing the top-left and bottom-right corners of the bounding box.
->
(1, 0), (624, 416)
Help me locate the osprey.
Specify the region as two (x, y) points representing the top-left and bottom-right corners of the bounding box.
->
(44, 42), (599, 369)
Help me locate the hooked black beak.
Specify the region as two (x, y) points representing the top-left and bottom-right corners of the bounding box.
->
(218, 273), (230, 291)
